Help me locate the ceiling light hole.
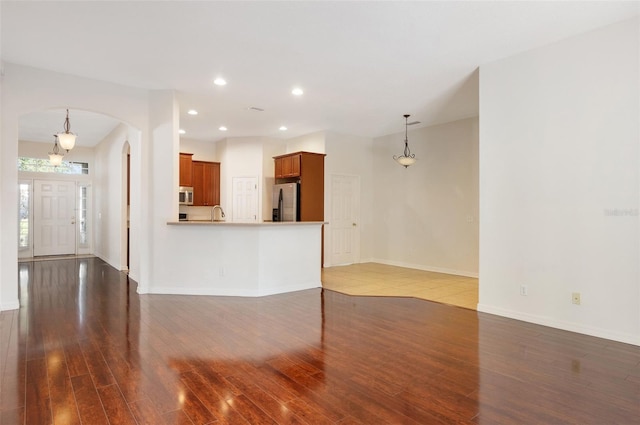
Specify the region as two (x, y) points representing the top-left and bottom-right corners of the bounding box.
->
(291, 87), (304, 96)
(187, 109), (198, 115)
(219, 126), (227, 131)
(213, 78), (227, 86)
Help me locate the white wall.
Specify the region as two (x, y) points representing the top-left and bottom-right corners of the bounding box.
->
(94, 124), (129, 269)
(479, 18), (639, 345)
(140, 90), (179, 293)
(148, 223), (322, 297)
(216, 137), (284, 222)
(0, 54), (5, 309)
(324, 131), (374, 265)
(219, 137), (261, 220)
(180, 137), (217, 162)
(372, 117), (480, 277)
(286, 131), (325, 154)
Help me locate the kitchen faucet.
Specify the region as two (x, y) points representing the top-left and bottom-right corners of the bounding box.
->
(211, 205), (225, 221)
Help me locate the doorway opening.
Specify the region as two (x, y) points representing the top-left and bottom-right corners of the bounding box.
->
(18, 178), (92, 259)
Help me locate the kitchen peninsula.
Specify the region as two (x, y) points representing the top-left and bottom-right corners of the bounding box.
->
(163, 220), (324, 297)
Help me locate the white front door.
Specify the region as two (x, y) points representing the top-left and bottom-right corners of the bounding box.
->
(232, 177), (259, 222)
(33, 180), (76, 256)
(330, 174), (360, 266)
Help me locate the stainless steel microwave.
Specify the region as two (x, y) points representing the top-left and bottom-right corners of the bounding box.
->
(179, 186), (194, 205)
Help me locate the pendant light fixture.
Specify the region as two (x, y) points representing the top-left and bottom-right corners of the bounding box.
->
(393, 114), (416, 168)
(48, 135), (64, 166)
(56, 109), (77, 151)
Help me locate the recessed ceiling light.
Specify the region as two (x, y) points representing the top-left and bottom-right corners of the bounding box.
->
(291, 87), (304, 96)
(279, 126), (288, 131)
(187, 109), (198, 115)
(219, 126), (227, 131)
(213, 77), (227, 86)
(179, 129), (186, 135)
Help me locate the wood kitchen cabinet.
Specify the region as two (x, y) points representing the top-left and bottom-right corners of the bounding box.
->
(192, 161), (220, 206)
(179, 153), (194, 187)
(273, 151), (325, 221)
(275, 154), (301, 178)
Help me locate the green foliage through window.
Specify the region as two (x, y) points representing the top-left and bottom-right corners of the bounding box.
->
(18, 157), (89, 175)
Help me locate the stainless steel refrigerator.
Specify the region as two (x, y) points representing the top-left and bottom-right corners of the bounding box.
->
(272, 183), (298, 222)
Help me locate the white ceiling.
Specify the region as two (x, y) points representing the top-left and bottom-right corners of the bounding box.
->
(3, 1), (638, 146)
(19, 109), (123, 147)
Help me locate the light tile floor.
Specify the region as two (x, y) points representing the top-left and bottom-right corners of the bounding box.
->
(321, 262), (478, 310)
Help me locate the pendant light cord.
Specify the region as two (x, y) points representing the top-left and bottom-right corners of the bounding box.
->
(403, 114), (411, 157)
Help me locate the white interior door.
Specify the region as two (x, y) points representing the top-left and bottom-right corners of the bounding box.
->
(232, 177), (259, 222)
(33, 180), (76, 256)
(330, 174), (360, 266)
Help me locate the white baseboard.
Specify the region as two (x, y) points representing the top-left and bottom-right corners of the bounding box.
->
(95, 253), (113, 268)
(477, 303), (640, 347)
(369, 258), (479, 278)
(128, 272), (140, 284)
(1, 300), (20, 311)
(145, 281), (321, 298)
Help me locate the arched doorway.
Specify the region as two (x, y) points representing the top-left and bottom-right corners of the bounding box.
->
(17, 109), (142, 277)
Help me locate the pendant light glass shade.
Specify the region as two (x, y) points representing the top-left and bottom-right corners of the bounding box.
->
(48, 136), (64, 166)
(393, 114), (416, 168)
(57, 109), (77, 151)
(395, 155), (416, 167)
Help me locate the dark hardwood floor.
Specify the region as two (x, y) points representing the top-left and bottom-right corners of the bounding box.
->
(1, 257), (639, 424)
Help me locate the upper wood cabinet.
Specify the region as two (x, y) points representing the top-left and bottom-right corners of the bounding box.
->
(273, 151), (325, 221)
(275, 154), (301, 178)
(192, 161), (220, 207)
(179, 153), (194, 187)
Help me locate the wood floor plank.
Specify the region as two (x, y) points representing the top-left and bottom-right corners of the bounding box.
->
(96, 384), (138, 425)
(179, 370), (250, 425)
(79, 339), (117, 388)
(162, 409), (196, 425)
(24, 357), (51, 425)
(97, 342), (144, 402)
(47, 351), (81, 425)
(226, 374), (310, 424)
(7, 257), (640, 424)
(226, 394), (278, 425)
(63, 341), (90, 378)
(176, 385), (218, 425)
(284, 397), (337, 425)
(0, 356), (26, 412)
(129, 397), (167, 425)
(70, 374), (109, 425)
(0, 407), (25, 425)
(0, 311), (16, 370)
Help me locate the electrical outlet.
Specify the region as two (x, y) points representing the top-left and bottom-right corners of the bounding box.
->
(520, 285), (528, 296)
(572, 292), (581, 305)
